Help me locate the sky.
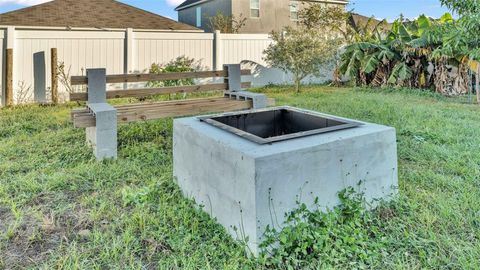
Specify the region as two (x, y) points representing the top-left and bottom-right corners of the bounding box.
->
(0, 0), (451, 22)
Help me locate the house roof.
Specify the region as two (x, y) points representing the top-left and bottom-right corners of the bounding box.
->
(176, 0), (207, 11)
(176, 0), (349, 11)
(0, 0), (200, 31)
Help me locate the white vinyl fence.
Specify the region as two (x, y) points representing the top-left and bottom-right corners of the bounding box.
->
(0, 28), (331, 106)
(14, 30), (125, 104)
(132, 31), (214, 74)
(216, 33), (272, 67)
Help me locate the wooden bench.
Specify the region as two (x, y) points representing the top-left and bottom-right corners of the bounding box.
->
(70, 64), (269, 160)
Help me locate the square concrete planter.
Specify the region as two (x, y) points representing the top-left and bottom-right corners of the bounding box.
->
(173, 107), (398, 255)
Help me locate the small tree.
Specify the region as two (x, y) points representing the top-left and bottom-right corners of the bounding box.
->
(264, 27), (340, 93)
(297, 4), (351, 40)
(264, 3), (349, 92)
(208, 12), (247, 33)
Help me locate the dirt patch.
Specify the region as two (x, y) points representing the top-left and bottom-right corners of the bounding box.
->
(1, 206), (93, 269)
(139, 238), (174, 270)
(376, 207), (397, 220)
(2, 213), (57, 269)
(0, 206), (12, 233)
(141, 238), (173, 256)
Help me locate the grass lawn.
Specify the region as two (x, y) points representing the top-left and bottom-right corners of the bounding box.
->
(1, 86), (480, 269)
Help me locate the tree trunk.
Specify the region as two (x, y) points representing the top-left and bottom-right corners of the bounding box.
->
(294, 72), (301, 93)
(295, 79), (301, 93)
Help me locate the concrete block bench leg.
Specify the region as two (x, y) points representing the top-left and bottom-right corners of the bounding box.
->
(85, 68), (118, 160)
(223, 64), (267, 110)
(86, 103), (117, 160)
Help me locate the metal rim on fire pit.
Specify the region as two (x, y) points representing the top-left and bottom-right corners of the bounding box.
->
(198, 106), (364, 144)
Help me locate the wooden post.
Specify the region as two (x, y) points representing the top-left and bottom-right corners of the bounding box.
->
(51, 48), (58, 104)
(5, 48), (13, 106)
(124, 28), (134, 90)
(476, 66), (480, 104)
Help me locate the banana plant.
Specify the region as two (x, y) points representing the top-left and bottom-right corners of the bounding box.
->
(387, 62), (413, 85)
(339, 12), (469, 92)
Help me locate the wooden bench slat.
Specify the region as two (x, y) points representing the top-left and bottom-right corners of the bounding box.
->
(72, 97), (253, 128)
(115, 97), (234, 112)
(117, 100), (252, 124)
(69, 82), (252, 102)
(71, 69), (252, 85)
(72, 97), (274, 126)
(71, 94), (249, 115)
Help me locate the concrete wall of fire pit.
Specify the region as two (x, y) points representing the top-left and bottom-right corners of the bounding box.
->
(173, 107), (398, 255)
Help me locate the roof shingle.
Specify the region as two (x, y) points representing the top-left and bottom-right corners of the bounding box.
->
(0, 0), (200, 31)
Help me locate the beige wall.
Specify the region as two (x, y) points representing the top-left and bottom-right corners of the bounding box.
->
(233, 0), (290, 33)
(232, 0), (347, 33)
(178, 0), (347, 34)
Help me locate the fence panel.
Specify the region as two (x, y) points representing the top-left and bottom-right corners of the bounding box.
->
(14, 30), (125, 103)
(220, 33), (272, 66)
(132, 32), (214, 73)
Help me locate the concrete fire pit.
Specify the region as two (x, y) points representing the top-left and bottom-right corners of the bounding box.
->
(173, 106), (398, 255)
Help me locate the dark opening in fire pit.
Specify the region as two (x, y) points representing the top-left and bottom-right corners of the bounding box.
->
(199, 107), (363, 144)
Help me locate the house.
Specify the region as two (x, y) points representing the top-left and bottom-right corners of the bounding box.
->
(0, 0), (200, 31)
(175, 0), (349, 33)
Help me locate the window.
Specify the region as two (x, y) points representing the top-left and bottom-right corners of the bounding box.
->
(196, 7), (202, 27)
(290, 1), (299, 21)
(250, 0), (260, 18)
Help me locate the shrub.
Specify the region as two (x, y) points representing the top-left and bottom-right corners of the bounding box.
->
(146, 56), (201, 87)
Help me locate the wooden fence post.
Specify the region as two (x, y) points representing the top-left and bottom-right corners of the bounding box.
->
(476, 66), (480, 104)
(5, 48), (13, 106)
(51, 48), (58, 104)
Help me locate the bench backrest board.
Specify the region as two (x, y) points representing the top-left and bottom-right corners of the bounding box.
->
(69, 67), (252, 102)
